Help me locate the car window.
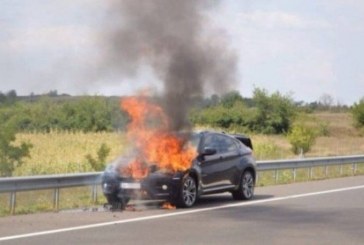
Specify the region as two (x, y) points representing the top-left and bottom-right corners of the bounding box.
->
(216, 135), (238, 153)
(188, 133), (201, 150)
(203, 134), (216, 150)
(203, 134), (238, 154)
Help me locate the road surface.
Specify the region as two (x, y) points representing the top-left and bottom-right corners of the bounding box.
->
(1, 176), (364, 244)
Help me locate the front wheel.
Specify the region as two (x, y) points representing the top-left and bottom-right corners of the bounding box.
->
(173, 175), (197, 208)
(105, 194), (129, 210)
(232, 170), (255, 200)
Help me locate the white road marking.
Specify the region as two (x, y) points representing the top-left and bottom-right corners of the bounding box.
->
(1, 184), (364, 241)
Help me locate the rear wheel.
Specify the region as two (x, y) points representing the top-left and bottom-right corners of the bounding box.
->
(174, 175), (197, 208)
(232, 170), (255, 200)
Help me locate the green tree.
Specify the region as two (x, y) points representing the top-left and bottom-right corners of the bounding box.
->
(352, 98), (364, 128)
(61, 97), (114, 132)
(0, 123), (32, 177)
(287, 124), (316, 155)
(0, 90), (17, 105)
(0, 92), (6, 104)
(220, 91), (244, 108)
(251, 88), (296, 134)
(190, 99), (251, 130)
(0, 95), (128, 133)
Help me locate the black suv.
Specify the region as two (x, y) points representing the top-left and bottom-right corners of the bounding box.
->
(101, 131), (256, 208)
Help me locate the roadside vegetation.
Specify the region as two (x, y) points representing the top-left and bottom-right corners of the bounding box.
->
(0, 89), (363, 177)
(352, 98), (364, 130)
(0, 89), (363, 215)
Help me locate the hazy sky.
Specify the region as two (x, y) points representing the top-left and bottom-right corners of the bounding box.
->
(1, 0), (363, 105)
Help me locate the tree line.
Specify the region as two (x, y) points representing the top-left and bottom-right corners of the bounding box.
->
(0, 95), (128, 133)
(2, 89), (361, 134)
(0, 89), (363, 177)
(190, 89), (296, 134)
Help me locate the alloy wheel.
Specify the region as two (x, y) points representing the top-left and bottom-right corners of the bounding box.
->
(182, 176), (197, 207)
(242, 171), (254, 199)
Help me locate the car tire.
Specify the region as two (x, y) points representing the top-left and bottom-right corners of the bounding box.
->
(106, 195), (129, 210)
(174, 175), (197, 208)
(232, 170), (255, 200)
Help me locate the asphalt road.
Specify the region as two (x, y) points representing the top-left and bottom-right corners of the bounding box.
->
(1, 176), (364, 245)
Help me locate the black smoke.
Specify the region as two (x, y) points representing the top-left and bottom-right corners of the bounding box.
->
(106, 0), (237, 131)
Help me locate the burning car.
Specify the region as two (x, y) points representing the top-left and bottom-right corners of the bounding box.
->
(101, 131), (256, 208)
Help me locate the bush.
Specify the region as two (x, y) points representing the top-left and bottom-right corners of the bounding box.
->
(220, 91), (244, 108)
(190, 89), (296, 135)
(0, 96), (128, 133)
(190, 100), (250, 129)
(251, 88), (296, 134)
(287, 124), (317, 155)
(317, 121), (330, 136)
(352, 98), (364, 128)
(0, 123), (32, 176)
(85, 143), (111, 171)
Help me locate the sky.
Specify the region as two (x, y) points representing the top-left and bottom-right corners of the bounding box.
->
(0, 0), (363, 105)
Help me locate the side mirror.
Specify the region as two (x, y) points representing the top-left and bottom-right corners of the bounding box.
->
(201, 147), (217, 156)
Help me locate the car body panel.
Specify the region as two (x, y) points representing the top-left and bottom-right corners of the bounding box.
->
(101, 131), (256, 207)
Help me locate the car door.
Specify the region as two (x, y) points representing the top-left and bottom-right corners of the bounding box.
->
(200, 134), (240, 189)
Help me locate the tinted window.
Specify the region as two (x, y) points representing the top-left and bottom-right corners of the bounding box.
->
(203, 134), (215, 150)
(216, 135), (238, 153)
(203, 134), (238, 154)
(188, 133), (201, 150)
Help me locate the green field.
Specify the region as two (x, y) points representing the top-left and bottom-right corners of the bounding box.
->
(1, 112), (363, 216)
(13, 131), (128, 176)
(11, 112), (364, 177)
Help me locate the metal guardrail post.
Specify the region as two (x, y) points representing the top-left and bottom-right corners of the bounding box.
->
(53, 188), (60, 211)
(292, 168), (296, 182)
(275, 170), (279, 184)
(353, 163), (357, 175)
(325, 166), (328, 178)
(91, 184), (98, 204)
(9, 192), (16, 215)
(309, 167), (313, 180)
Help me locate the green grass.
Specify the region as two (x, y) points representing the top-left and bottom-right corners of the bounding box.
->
(256, 163), (364, 187)
(11, 113), (364, 175)
(0, 186), (107, 216)
(14, 131), (127, 176)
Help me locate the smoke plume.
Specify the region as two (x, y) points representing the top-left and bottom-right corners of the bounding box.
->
(106, 0), (237, 130)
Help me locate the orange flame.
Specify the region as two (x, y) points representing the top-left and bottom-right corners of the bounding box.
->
(121, 158), (149, 180)
(161, 202), (176, 210)
(120, 96), (197, 179)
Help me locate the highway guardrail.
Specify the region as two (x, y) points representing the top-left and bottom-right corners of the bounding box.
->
(1, 155), (364, 214)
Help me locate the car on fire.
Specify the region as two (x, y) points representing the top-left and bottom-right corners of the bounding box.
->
(101, 131), (256, 208)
